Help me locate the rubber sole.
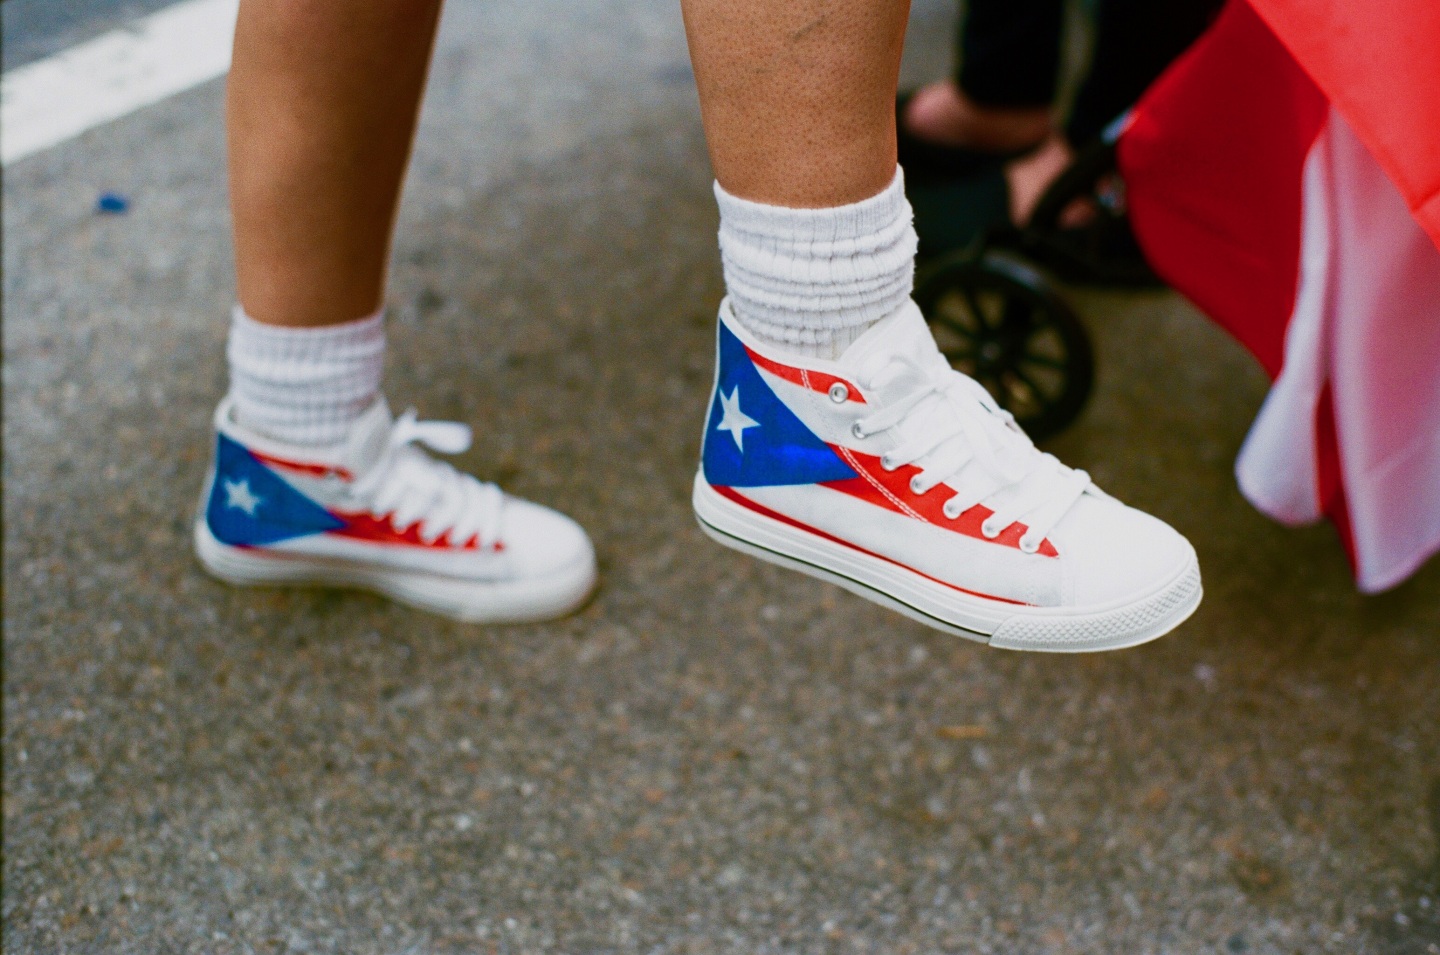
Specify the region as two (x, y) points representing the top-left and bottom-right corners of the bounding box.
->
(194, 520), (596, 624)
(693, 474), (1201, 652)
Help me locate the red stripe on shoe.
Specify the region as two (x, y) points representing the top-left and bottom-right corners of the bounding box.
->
(820, 447), (1059, 557)
(711, 484), (1032, 606)
(250, 451), (355, 482)
(744, 347), (866, 404)
(328, 511), (504, 552)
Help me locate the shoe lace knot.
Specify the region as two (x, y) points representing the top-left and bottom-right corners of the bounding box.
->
(351, 410), (504, 547)
(853, 352), (1092, 553)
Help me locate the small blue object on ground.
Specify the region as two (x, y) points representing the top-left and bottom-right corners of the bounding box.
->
(96, 192), (129, 214)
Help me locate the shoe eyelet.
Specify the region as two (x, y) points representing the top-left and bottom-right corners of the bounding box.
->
(1019, 539), (1040, 554)
(909, 476), (926, 495)
(943, 502), (961, 519)
(981, 521), (1000, 539)
(851, 421), (866, 440)
(880, 454), (895, 470)
(828, 382), (849, 403)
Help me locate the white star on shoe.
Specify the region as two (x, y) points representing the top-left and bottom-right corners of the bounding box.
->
(222, 477), (263, 516)
(715, 385), (760, 452)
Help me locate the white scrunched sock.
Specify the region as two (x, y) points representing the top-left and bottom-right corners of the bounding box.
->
(227, 305), (386, 446)
(715, 167), (919, 359)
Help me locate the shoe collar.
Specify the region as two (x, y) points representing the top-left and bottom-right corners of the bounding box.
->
(215, 396), (395, 480)
(720, 299), (1069, 497)
(718, 297), (939, 382)
(718, 298), (1013, 421)
(835, 300), (945, 382)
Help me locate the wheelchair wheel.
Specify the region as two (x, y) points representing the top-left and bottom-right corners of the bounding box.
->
(913, 250), (1094, 441)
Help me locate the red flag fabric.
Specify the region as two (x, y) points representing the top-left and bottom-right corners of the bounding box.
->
(1247, 0), (1440, 250)
(1118, 0), (1440, 591)
(1117, 0), (1328, 376)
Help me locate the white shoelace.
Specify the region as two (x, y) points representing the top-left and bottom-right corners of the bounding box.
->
(350, 410), (504, 547)
(852, 353), (1092, 553)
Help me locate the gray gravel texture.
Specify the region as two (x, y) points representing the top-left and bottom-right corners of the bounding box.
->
(4, 0), (1439, 952)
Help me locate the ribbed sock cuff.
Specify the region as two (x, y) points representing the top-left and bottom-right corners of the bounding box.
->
(715, 168), (918, 359)
(226, 306), (386, 446)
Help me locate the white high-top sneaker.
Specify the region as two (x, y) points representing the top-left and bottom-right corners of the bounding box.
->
(195, 397), (596, 622)
(693, 300), (1201, 651)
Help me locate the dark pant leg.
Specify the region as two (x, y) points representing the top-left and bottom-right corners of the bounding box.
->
(1066, 0), (1224, 144)
(957, 0), (1065, 109)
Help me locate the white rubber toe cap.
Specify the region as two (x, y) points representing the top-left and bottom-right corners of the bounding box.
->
(499, 498), (596, 580)
(1049, 493), (1195, 610)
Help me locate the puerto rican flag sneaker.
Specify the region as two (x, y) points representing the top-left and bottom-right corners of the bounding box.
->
(195, 397), (596, 622)
(693, 300), (1202, 651)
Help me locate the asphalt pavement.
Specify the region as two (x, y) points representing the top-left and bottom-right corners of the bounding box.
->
(4, 0), (1439, 952)
(2, 0), (182, 69)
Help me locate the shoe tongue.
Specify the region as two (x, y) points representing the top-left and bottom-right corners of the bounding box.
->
(341, 398), (396, 476)
(836, 300), (939, 376)
(838, 300), (1027, 468)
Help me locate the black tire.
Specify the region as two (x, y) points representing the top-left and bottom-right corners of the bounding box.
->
(913, 250), (1094, 441)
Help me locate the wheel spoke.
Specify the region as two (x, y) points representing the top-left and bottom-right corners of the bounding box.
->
(938, 339), (982, 368)
(998, 302), (1036, 350)
(1007, 364), (1056, 408)
(934, 312), (977, 341)
(937, 298), (980, 335)
(962, 286), (995, 331)
(920, 266), (1090, 438)
(1030, 303), (1062, 330)
(1019, 353), (1069, 370)
(977, 371), (1005, 403)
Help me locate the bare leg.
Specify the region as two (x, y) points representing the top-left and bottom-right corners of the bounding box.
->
(203, 0), (600, 624)
(681, 0), (910, 208)
(228, 0), (444, 328)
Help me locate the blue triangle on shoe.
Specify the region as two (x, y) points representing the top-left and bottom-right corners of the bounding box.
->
(205, 433), (346, 546)
(702, 322), (858, 488)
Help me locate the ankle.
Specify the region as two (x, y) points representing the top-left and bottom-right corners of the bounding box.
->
(1005, 132), (1074, 225)
(227, 305), (386, 446)
(715, 169), (918, 361)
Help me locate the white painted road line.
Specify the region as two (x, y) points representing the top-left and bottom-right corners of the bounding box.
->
(1, 0), (239, 165)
